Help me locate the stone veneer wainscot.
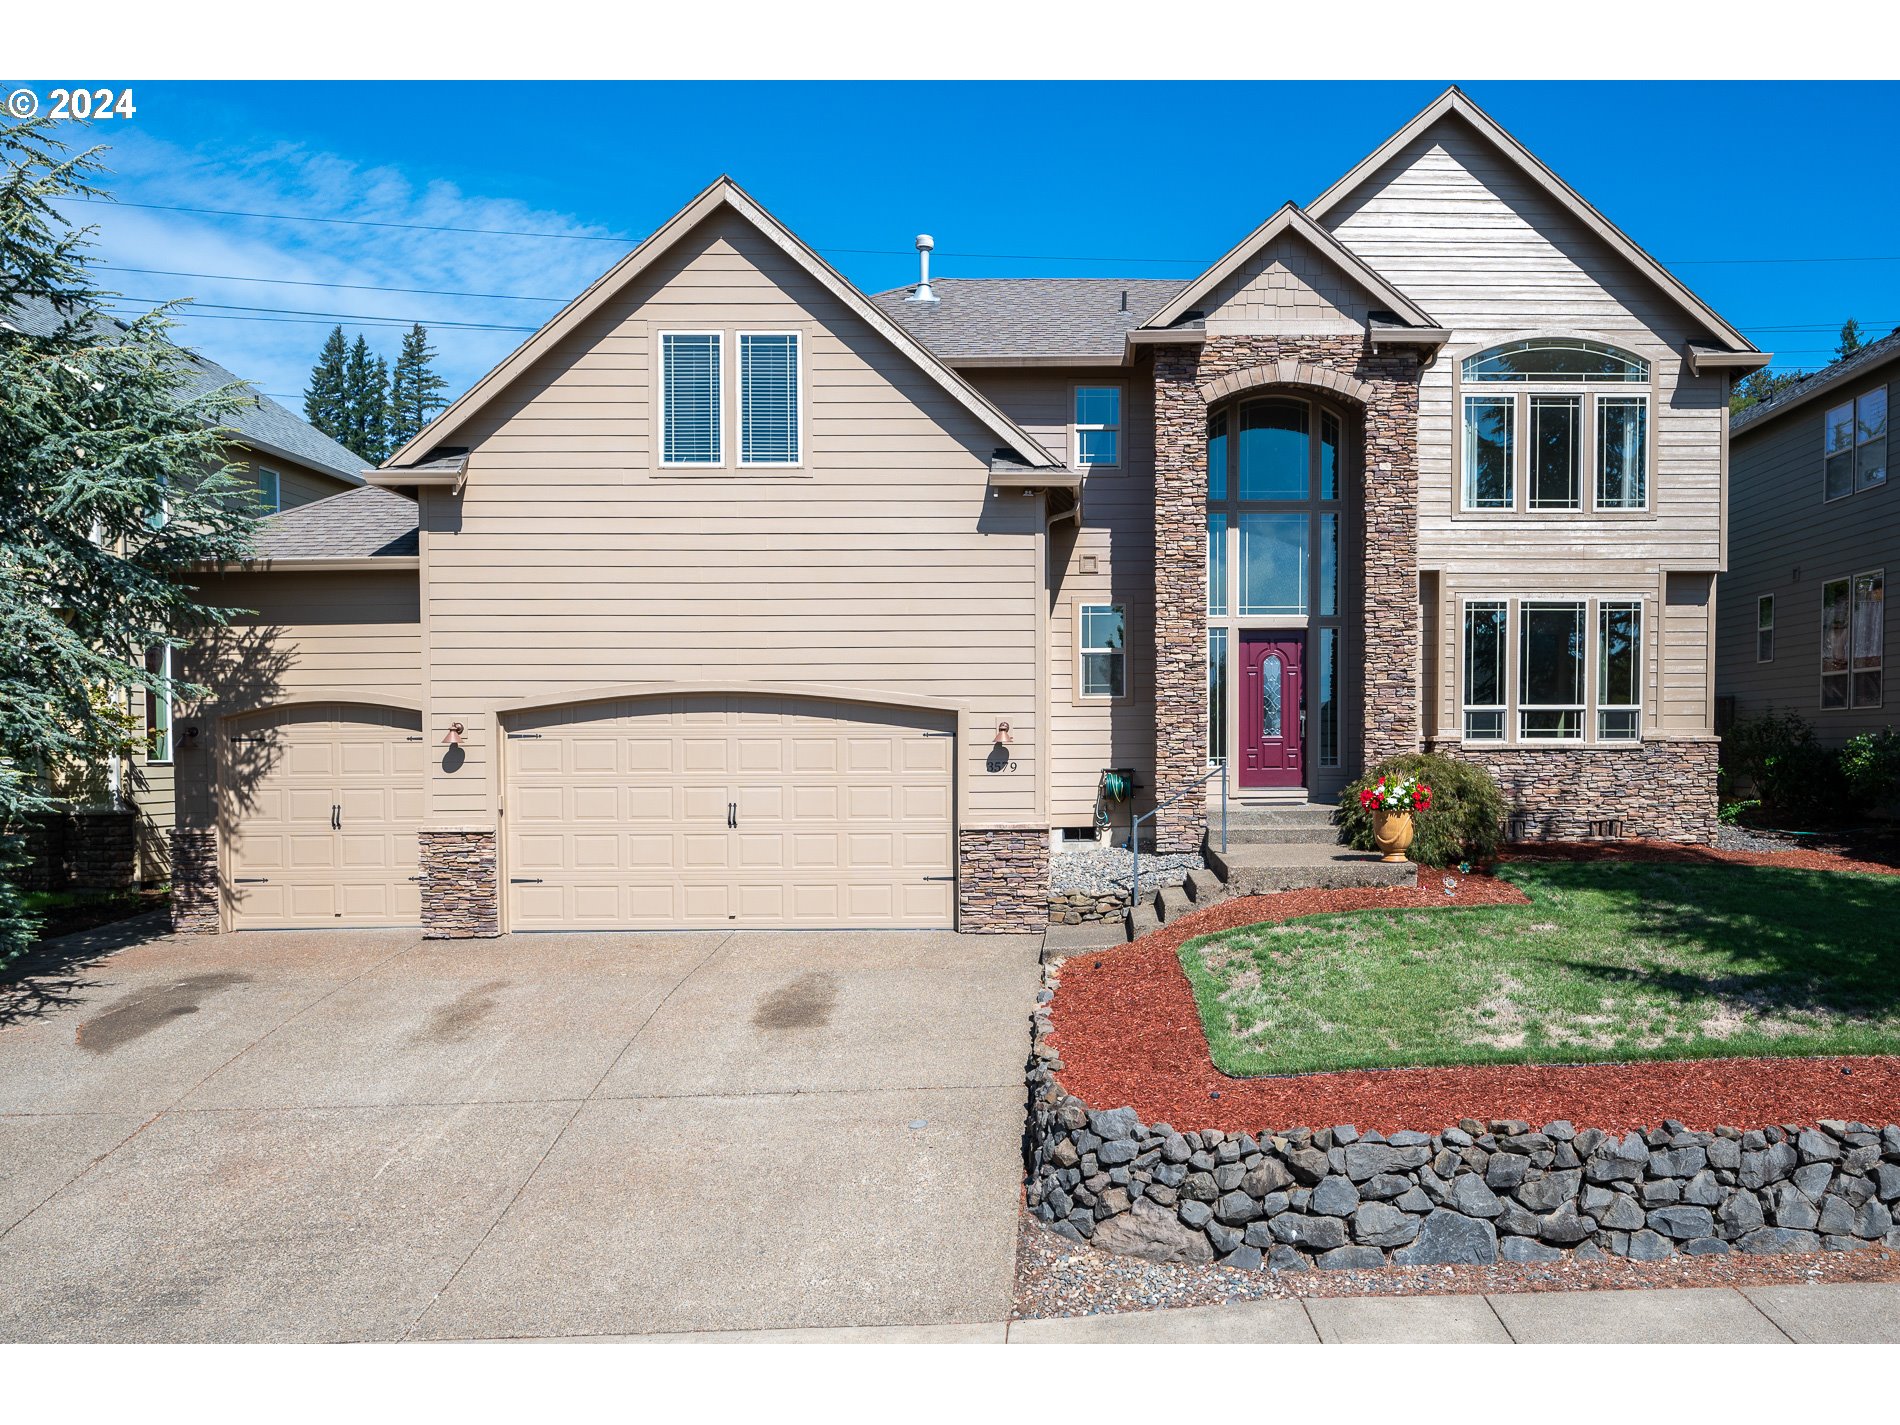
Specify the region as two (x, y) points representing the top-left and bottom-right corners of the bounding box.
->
(419, 828), (500, 939)
(957, 827), (1051, 933)
(1151, 337), (1422, 853)
(168, 827), (220, 934)
(1432, 740), (1720, 845)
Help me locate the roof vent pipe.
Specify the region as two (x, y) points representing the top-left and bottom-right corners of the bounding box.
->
(905, 234), (938, 304)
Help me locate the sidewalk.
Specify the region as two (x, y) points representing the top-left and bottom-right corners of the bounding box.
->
(556, 1280), (1900, 1343)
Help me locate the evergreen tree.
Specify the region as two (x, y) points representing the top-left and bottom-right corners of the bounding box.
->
(387, 323), (449, 452)
(302, 325), (349, 442)
(1729, 366), (1811, 416)
(341, 334), (390, 463)
(0, 113), (256, 962)
(1837, 319), (1865, 361)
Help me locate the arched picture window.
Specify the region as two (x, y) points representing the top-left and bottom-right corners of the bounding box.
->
(1460, 340), (1651, 513)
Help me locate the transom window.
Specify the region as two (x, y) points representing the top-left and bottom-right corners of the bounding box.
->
(1073, 385), (1121, 470)
(1821, 569), (1884, 709)
(1823, 388), (1887, 501)
(1460, 339), (1651, 513)
(1080, 604), (1127, 699)
(1460, 596), (1643, 745)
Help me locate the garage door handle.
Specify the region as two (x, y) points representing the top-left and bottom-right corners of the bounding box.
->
(510, 877), (543, 884)
(728, 802), (737, 828)
(234, 877), (269, 884)
(331, 804), (340, 830)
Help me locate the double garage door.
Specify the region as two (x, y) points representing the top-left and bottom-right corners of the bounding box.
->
(223, 704), (425, 930)
(504, 694), (955, 930)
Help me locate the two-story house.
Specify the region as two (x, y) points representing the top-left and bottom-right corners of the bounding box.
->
(1720, 331), (1895, 743)
(165, 87), (1764, 939)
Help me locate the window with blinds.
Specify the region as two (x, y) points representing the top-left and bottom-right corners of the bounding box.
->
(740, 332), (801, 465)
(661, 332), (722, 464)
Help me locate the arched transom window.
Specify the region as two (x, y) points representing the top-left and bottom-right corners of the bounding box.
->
(1460, 339), (1652, 514)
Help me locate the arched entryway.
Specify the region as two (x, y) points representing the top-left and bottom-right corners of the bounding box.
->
(1203, 389), (1362, 802)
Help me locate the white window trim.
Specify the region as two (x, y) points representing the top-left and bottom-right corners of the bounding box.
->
(1078, 602), (1129, 703)
(1822, 388), (1889, 503)
(658, 330), (724, 468)
(147, 644), (173, 765)
(1757, 593), (1775, 663)
(1461, 392), (1516, 511)
(1526, 394), (1583, 512)
(1456, 594), (1650, 749)
(1594, 393), (1651, 512)
(1072, 383), (1124, 472)
(737, 331), (803, 468)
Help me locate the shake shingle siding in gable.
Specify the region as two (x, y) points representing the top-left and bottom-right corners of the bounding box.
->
(424, 208), (1043, 829)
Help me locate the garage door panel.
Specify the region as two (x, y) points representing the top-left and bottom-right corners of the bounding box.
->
(224, 704), (424, 931)
(791, 784), (840, 820)
(682, 833), (733, 870)
(571, 785), (619, 821)
(845, 785), (896, 820)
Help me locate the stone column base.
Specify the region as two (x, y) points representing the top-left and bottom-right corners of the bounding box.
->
(1429, 739), (1719, 845)
(958, 827), (1051, 933)
(420, 828), (500, 938)
(169, 828), (221, 934)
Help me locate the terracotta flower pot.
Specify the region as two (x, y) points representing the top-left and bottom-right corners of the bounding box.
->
(1372, 809), (1415, 863)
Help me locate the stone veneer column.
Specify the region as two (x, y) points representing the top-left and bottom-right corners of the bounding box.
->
(1149, 336), (1423, 850)
(419, 828), (500, 938)
(169, 827), (220, 933)
(957, 827), (1051, 933)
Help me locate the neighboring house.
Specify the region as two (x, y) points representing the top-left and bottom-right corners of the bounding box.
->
(4, 294), (367, 881)
(1720, 330), (1896, 744)
(166, 87), (1764, 940)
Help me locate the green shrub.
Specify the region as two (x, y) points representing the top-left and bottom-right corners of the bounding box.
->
(1840, 728), (1900, 811)
(1338, 753), (1506, 867)
(1720, 708), (1847, 821)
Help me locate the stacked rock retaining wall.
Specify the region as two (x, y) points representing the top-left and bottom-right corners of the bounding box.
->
(1028, 966), (1900, 1270)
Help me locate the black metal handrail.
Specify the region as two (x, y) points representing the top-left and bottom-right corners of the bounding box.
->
(1125, 763), (1227, 906)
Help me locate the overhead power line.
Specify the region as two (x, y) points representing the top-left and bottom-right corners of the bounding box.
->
(98, 264), (569, 304)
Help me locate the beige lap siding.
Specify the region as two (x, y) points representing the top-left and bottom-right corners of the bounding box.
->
(422, 210), (1043, 861)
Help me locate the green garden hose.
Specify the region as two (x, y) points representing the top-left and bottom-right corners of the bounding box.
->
(1100, 769), (1134, 804)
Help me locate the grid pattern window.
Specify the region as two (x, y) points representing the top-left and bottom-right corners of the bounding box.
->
(1208, 629), (1228, 763)
(1206, 512), (1228, 616)
(1597, 602), (1642, 740)
(1519, 601), (1586, 740)
(1462, 340), (1650, 513)
(1316, 627), (1340, 766)
(145, 645), (172, 763)
(1758, 594), (1774, 662)
(1080, 604), (1126, 700)
(1238, 513), (1308, 616)
(661, 332), (722, 465)
(1462, 601), (1507, 741)
(739, 333), (800, 465)
(254, 469), (281, 514)
(1074, 386), (1121, 469)
(1824, 389), (1889, 500)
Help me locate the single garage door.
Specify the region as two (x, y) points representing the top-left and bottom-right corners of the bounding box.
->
(223, 703), (425, 930)
(504, 693), (955, 930)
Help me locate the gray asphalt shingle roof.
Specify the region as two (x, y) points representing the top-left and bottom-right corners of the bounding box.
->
(250, 485), (418, 560)
(4, 293), (365, 481)
(868, 278), (1188, 360)
(1731, 326), (1900, 436)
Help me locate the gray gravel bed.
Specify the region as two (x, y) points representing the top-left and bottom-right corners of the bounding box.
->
(1715, 823), (1806, 853)
(1051, 845), (1204, 897)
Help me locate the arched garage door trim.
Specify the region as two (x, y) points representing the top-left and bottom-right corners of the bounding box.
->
(494, 683), (967, 932)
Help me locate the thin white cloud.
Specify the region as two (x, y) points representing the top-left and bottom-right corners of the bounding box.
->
(57, 124), (624, 410)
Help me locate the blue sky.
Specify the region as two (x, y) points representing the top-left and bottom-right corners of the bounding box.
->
(25, 79), (1900, 405)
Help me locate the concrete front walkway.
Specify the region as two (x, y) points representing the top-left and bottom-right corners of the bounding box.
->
(587, 1280), (1900, 1343)
(0, 918), (1040, 1342)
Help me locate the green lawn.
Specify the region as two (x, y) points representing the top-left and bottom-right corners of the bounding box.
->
(1179, 860), (1900, 1076)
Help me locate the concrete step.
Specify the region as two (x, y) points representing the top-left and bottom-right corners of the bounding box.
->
(1220, 823), (1343, 847)
(1220, 801), (1340, 828)
(1183, 867), (1223, 904)
(1203, 841), (1415, 896)
(1124, 900), (1161, 941)
(1154, 885), (1191, 924)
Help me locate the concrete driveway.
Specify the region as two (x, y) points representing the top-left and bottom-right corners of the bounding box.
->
(0, 916), (1041, 1342)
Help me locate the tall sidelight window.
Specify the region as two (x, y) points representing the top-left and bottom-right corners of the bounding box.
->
(1519, 601), (1586, 740)
(1825, 389), (1889, 500)
(1463, 601), (1507, 741)
(1854, 571), (1885, 707)
(1207, 512), (1228, 615)
(1318, 513), (1338, 616)
(1597, 396), (1648, 508)
(145, 645), (172, 763)
(1758, 594), (1775, 662)
(1597, 602), (1642, 740)
(1463, 395), (1514, 508)
(1317, 627), (1339, 766)
(1319, 409), (1341, 499)
(1462, 339), (1650, 513)
(1080, 604), (1126, 699)
(1074, 386), (1122, 469)
(1208, 629), (1228, 763)
(1529, 395), (1581, 509)
(1207, 410), (1228, 501)
(739, 333), (800, 465)
(661, 332), (722, 464)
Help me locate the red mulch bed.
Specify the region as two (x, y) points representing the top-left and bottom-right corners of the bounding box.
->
(1509, 836), (1900, 877)
(1046, 851), (1900, 1136)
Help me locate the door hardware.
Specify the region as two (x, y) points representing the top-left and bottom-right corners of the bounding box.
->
(234, 877), (269, 884)
(728, 801), (737, 828)
(509, 877), (544, 884)
(331, 804), (341, 830)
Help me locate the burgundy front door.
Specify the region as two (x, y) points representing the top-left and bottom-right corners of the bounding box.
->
(1239, 632), (1304, 789)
